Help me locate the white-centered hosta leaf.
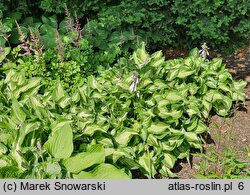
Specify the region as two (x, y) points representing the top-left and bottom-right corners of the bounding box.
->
(163, 153), (177, 169)
(11, 98), (26, 124)
(148, 122), (169, 134)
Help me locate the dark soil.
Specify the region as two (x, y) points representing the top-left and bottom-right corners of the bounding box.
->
(168, 45), (250, 179)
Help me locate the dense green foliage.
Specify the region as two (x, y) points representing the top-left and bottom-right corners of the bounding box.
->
(1, 0), (250, 52)
(0, 42), (246, 178)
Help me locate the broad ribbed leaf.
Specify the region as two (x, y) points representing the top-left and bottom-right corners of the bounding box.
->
(73, 164), (130, 179)
(52, 82), (65, 102)
(63, 144), (105, 173)
(44, 124), (73, 159)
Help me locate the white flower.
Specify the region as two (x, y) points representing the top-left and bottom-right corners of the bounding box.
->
(129, 71), (139, 92)
(199, 43), (209, 60)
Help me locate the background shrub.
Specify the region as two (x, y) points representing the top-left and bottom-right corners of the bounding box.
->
(1, 0), (249, 53)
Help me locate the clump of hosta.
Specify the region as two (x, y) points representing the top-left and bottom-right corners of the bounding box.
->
(73, 43), (246, 178)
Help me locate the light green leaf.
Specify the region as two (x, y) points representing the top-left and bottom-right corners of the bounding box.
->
(46, 162), (61, 176)
(11, 98), (26, 124)
(58, 96), (71, 108)
(139, 152), (156, 178)
(194, 120), (208, 134)
(148, 122), (169, 134)
(73, 164), (130, 179)
(149, 56), (165, 67)
(177, 66), (195, 78)
(185, 132), (200, 142)
(163, 153), (177, 169)
(151, 50), (163, 58)
(233, 80), (247, 91)
(83, 124), (106, 135)
(167, 69), (179, 81)
(63, 144), (105, 173)
(164, 91), (183, 102)
(115, 130), (138, 146)
(44, 123), (73, 159)
(52, 81), (65, 102)
(13, 77), (42, 98)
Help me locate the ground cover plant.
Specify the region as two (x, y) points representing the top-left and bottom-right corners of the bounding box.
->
(0, 40), (247, 178)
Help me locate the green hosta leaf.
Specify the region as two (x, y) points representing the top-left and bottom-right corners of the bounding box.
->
(219, 72), (232, 83)
(189, 48), (199, 57)
(194, 120), (208, 134)
(11, 98), (26, 124)
(0, 129), (12, 143)
(232, 91), (246, 102)
(167, 69), (179, 81)
(23, 122), (40, 135)
(115, 130), (138, 146)
(139, 152), (156, 178)
(206, 80), (217, 88)
(148, 122), (169, 135)
(44, 123), (73, 159)
(73, 164), (130, 179)
(185, 132), (200, 142)
(0, 143), (8, 155)
(51, 119), (73, 132)
(186, 118), (198, 131)
(204, 90), (232, 116)
(201, 99), (212, 118)
(153, 79), (168, 89)
(147, 134), (159, 147)
(210, 58), (222, 70)
(13, 77), (42, 99)
(168, 136), (184, 147)
(151, 50), (163, 58)
(29, 96), (47, 119)
(164, 91), (183, 102)
(140, 78), (153, 88)
(161, 142), (177, 151)
(149, 56), (165, 67)
(177, 66), (196, 78)
(46, 162), (61, 177)
(162, 153), (177, 169)
(157, 101), (183, 120)
(187, 101), (201, 117)
(218, 83), (232, 95)
(173, 141), (191, 159)
(233, 80), (247, 91)
(52, 82), (65, 102)
(82, 124), (106, 135)
(63, 144), (105, 173)
(87, 76), (102, 91)
(58, 96), (71, 109)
